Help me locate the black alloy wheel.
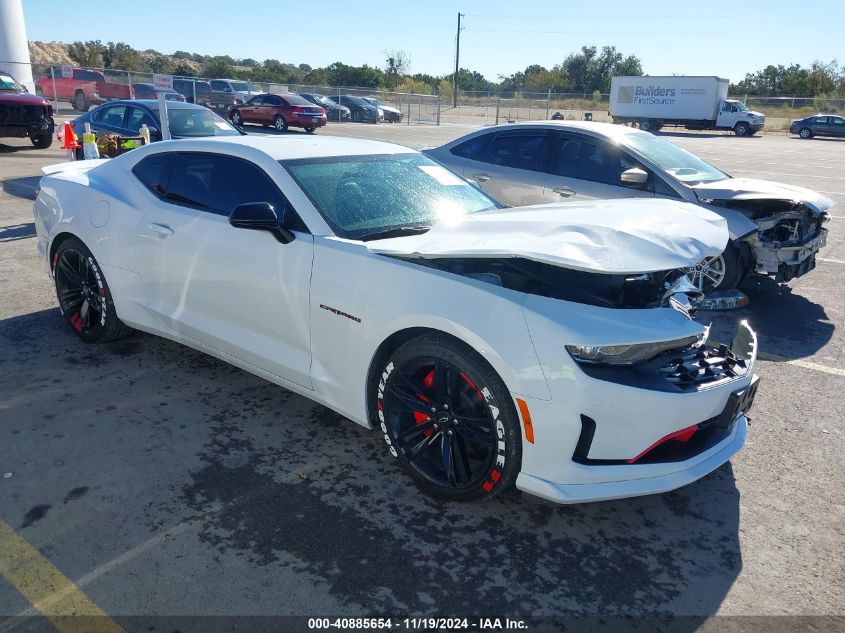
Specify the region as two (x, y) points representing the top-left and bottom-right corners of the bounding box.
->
(53, 237), (131, 343)
(378, 334), (521, 500)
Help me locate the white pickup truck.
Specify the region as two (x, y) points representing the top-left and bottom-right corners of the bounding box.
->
(610, 76), (765, 136)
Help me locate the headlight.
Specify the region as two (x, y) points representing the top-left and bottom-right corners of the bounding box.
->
(566, 333), (705, 366)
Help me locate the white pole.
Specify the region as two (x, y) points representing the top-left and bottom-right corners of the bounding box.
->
(0, 0), (35, 91)
(158, 93), (171, 140)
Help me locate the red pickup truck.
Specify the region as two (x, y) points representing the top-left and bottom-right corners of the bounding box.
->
(34, 68), (132, 112)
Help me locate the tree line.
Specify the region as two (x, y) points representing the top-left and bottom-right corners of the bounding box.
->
(63, 40), (843, 98)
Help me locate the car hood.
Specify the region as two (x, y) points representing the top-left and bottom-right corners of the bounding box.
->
(692, 178), (834, 214)
(0, 92), (50, 106)
(366, 199), (728, 274)
(380, 105), (401, 114)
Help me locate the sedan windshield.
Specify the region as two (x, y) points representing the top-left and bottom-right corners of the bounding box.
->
(621, 133), (727, 185)
(166, 108), (241, 137)
(284, 154), (500, 239)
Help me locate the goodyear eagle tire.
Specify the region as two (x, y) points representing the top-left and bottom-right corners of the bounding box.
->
(376, 333), (521, 501)
(53, 236), (132, 343)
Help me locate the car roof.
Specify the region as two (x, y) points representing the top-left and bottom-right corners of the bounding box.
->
(150, 134), (416, 160)
(452, 120), (647, 143)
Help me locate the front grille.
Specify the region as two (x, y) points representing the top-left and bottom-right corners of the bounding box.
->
(656, 343), (751, 388)
(0, 104), (50, 125)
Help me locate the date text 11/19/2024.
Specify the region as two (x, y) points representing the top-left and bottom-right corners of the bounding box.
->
(307, 617), (528, 630)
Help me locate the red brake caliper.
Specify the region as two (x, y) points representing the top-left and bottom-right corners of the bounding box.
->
(413, 370), (436, 436)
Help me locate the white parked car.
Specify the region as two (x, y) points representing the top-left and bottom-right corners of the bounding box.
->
(34, 136), (759, 505)
(424, 121), (832, 291)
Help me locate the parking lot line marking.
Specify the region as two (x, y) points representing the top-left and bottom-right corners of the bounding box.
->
(757, 353), (845, 377)
(0, 520), (126, 633)
(818, 257), (845, 265)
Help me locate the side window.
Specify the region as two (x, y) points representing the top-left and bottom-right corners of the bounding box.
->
(269, 96), (284, 106)
(549, 135), (625, 186)
(248, 95), (265, 105)
(831, 117), (845, 126)
(126, 107), (156, 132)
(479, 133), (547, 171)
(450, 135), (489, 159)
(165, 153), (292, 221)
(132, 153), (174, 197)
(814, 117), (829, 124)
(210, 80), (224, 90)
(98, 105), (127, 128)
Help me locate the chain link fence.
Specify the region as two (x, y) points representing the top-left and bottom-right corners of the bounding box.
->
(15, 63), (440, 125)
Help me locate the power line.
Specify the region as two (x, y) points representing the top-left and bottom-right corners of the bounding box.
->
(464, 13), (730, 19)
(465, 28), (711, 35)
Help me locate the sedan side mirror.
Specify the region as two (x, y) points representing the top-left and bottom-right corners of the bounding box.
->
(229, 202), (294, 244)
(620, 167), (649, 186)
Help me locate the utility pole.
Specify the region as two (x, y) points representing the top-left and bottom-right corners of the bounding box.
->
(452, 12), (464, 108)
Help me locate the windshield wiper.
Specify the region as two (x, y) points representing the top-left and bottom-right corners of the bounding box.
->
(359, 226), (431, 241)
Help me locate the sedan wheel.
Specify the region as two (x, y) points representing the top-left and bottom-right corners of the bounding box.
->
(799, 127), (813, 139)
(304, 126), (316, 134)
(53, 237), (132, 343)
(231, 111), (242, 126)
(684, 242), (745, 292)
(378, 334), (520, 500)
(274, 115), (288, 132)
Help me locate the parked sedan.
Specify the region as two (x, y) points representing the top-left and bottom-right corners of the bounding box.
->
(299, 92), (350, 121)
(425, 121), (833, 290)
(329, 95), (379, 123)
(35, 135), (758, 505)
(131, 83), (186, 102)
(70, 100), (242, 143)
(228, 93), (326, 133)
(790, 114), (845, 139)
(362, 97), (403, 123)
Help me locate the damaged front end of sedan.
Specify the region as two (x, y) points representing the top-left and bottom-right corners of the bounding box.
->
(693, 180), (833, 283)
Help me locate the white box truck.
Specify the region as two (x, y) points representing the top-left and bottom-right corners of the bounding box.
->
(610, 76), (765, 136)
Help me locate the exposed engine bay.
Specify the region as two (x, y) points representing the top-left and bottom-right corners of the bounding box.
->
(398, 256), (700, 310)
(704, 198), (829, 281)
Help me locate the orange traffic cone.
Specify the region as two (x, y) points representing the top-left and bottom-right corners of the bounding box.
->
(60, 122), (80, 161)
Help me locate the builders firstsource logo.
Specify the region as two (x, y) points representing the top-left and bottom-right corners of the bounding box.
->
(618, 85), (676, 105)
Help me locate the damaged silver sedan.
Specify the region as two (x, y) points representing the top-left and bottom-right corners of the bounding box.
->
(424, 122), (833, 290)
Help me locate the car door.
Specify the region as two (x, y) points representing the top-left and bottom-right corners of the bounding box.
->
(126, 105), (159, 137)
(458, 130), (555, 206)
(543, 132), (656, 202)
(263, 95), (284, 125)
(811, 116), (831, 136)
(132, 151), (315, 389)
(828, 116), (845, 137)
(90, 104), (131, 136)
(241, 95), (263, 123)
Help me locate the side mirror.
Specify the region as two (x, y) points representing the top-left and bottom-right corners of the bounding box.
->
(228, 202), (294, 244)
(620, 167), (648, 186)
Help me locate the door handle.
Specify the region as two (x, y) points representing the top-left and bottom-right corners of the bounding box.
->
(472, 173), (491, 182)
(553, 186), (576, 198)
(148, 222), (174, 237)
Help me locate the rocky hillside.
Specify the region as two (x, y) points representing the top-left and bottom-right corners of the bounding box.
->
(28, 41), (74, 65)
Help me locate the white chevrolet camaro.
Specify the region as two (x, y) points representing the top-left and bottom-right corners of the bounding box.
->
(34, 136), (759, 504)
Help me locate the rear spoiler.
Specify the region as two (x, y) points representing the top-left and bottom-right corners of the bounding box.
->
(42, 159), (110, 176)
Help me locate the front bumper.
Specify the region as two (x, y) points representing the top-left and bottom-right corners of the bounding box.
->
(517, 414), (747, 503)
(754, 227), (828, 281)
(516, 299), (758, 504)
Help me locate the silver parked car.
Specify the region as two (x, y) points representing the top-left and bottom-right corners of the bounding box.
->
(424, 121), (833, 290)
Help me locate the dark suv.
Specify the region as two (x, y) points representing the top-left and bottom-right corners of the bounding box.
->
(0, 71), (54, 148)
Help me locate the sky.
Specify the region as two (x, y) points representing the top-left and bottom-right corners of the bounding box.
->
(20, 0), (845, 82)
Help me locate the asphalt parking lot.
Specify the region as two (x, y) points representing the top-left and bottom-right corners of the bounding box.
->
(1, 123), (843, 632)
